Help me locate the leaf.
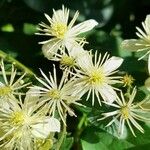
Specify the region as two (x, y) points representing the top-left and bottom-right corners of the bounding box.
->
(81, 126), (134, 150)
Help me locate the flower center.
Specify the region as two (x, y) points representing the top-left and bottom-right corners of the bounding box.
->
(0, 86), (12, 96)
(60, 55), (75, 67)
(10, 111), (25, 126)
(88, 69), (106, 85)
(48, 89), (61, 100)
(122, 74), (134, 87)
(51, 23), (67, 39)
(120, 106), (130, 119)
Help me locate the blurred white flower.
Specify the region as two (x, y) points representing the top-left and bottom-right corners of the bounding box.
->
(36, 5), (98, 59)
(0, 90), (60, 150)
(98, 87), (150, 137)
(30, 66), (82, 124)
(121, 15), (150, 60)
(72, 51), (123, 105)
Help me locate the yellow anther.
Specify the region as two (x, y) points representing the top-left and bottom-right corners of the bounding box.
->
(48, 89), (61, 100)
(10, 111), (25, 126)
(51, 23), (67, 39)
(88, 69), (106, 85)
(60, 56), (75, 67)
(120, 106), (130, 119)
(122, 74), (134, 87)
(0, 86), (12, 96)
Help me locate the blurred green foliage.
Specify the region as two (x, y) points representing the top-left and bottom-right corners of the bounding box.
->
(1, 0), (150, 149)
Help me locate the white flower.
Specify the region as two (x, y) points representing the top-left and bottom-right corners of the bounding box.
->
(0, 60), (30, 104)
(50, 45), (88, 72)
(30, 66), (82, 124)
(72, 51), (123, 105)
(98, 87), (150, 137)
(36, 5), (98, 60)
(121, 15), (150, 60)
(0, 90), (60, 150)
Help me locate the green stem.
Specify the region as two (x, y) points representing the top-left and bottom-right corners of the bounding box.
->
(0, 50), (35, 76)
(56, 114), (67, 150)
(77, 113), (87, 131)
(74, 113), (87, 145)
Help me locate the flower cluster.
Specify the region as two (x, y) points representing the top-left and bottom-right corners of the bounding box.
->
(0, 60), (60, 149)
(35, 5), (150, 139)
(1, 5), (150, 150)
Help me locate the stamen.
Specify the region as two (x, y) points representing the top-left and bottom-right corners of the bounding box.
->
(48, 89), (61, 100)
(88, 69), (106, 85)
(120, 106), (130, 119)
(0, 86), (12, 96)
(60, 55), (75, 67)
(51, 23), (67, 39)
(10, 111), (25, 126)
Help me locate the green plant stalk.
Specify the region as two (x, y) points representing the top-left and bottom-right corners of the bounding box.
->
(56, 114), (67, 150)
(0, 50), (35, 76)
(75, 113), (87, 143)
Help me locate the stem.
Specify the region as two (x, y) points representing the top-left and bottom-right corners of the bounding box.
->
(77, 113), (87, 131)
(74, 113), (87, 149)
(0, 50), (35, 76)
(56, 114), (67, 150)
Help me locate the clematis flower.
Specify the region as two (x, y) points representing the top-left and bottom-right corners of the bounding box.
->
(36, 5), (98, 60)
(121, 15), (150, 60)
(98, 87), (150, 137)
(0, 89), (60, 150)
(30, 66), (82, 124)
(49, 45), (87, 72)
(0, 60), (30, 105)
(72, 51), (123, 106)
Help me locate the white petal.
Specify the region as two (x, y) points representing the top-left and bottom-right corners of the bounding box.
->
(31, 117), (60, 138)
(24, 88), (40, 108)
(52, 8), (69, 24)
(103, 56), (123, 74)
(121, 39), (147, 51)
(65, 39), (80, 51)
(145, 77), (150, 91)
(69, 45), (85, 57)
(145, 15), (150, 34)
(77, 51), (93, 71)
(68, 19), (98, 36)
(145, 15), (150, 25)
(42, 39), (62, 60)
(99, 84), (117, 103)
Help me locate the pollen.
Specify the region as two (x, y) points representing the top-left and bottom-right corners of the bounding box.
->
(51, 23), (67, 39)
(0, 86), (12, 96)
(48, 89), (61, 100)
(120, 106), (130, 119)
(88, 69), (106, 85)
(60, 55), (75, 67)
(10, 111), (25, 126)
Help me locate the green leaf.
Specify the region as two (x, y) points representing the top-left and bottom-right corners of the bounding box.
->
(81, 126), (134, 150)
